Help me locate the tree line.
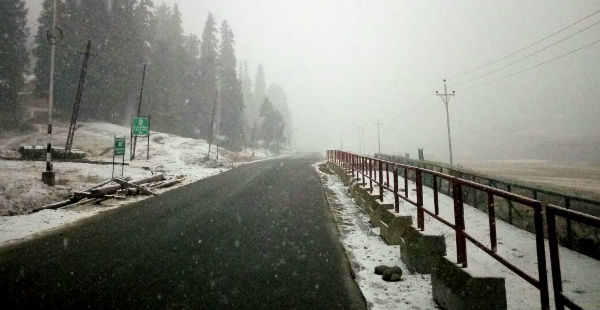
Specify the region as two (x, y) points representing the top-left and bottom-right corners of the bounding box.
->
(1, 0), (292, 153)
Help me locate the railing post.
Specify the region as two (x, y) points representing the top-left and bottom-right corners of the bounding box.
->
(404, 167), (408, 198)
(565, 197), (572, 248)
(533, 202), (550, 310)
(452, 179), (467, 267)
(361, 156), (365, 185)
(369, 158), (373, 193)
(393, 166), (399, 213)
(386, 162), (390, 187)
(546, 207), (564, 310)
(433, 175), (439, 215)
(507, 184), (514, 225)
(351, 154), (355, 177)
(487, 192), (497, 253)
(416, 169), (424, 231)
(378, 160), (384, 201)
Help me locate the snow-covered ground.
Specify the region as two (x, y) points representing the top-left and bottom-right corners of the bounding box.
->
(358, 169), (600, 310)
(0, 121), (286, 246)
(314, 163), (436, 310)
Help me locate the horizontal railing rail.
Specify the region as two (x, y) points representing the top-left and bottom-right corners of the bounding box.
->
(326, 150), (550, 310)
(375, 153), (600, 256)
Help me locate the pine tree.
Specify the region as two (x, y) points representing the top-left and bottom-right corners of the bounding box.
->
(267, 84), (292, 146)
(217, 20), (244, 150)
(240, 60), (254, 142)
(33, 0), (149, 122)
(197, 13), (219, 139)
(32, 0), (69, 109)
(251, 64), (266, 124)
(0, 0), (29, 130)
(180, 33), (201, 136)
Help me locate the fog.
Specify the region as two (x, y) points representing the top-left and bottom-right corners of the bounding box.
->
(25, 0), (600, 164)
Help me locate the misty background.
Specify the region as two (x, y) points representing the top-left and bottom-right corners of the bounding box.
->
(23, 0), (600, 164)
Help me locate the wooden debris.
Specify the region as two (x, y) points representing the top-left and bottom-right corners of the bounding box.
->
(32, 174), (167, 213)
(28, 200), (71, 214)
(155, 178), (183, 188)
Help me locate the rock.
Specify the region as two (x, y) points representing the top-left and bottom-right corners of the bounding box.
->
(374, 265), (389, 275)
(382, 266), (403, 282)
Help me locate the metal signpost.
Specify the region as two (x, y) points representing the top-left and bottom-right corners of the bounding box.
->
(130, 116), (150, 160)
(113, 137), (126, 178)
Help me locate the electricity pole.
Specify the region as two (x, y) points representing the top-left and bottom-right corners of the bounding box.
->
(375, 119), (382, 153)
(131, 63), (146, 160)
(436, 79), (456, 166)
(356, 126), (364, 155)
(42, 0), (58, 185)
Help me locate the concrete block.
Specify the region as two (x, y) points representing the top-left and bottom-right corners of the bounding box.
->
(432, 256), (506, 310)
(367, 200), (391, 227)
(400, 226), (446, 274)
(379, 210), (413, 245)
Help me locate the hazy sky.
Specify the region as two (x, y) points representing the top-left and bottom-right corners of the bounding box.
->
(24, 0), (600, 163)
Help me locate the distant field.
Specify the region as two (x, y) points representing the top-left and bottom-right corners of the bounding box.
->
(462, 159), (600, 198)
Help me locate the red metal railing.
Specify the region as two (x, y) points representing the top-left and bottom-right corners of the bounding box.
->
(546, 204), (600, 310)
(326, 150), (550, 310)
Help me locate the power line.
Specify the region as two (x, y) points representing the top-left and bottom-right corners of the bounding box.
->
(457, 38), (600, 92)
(448, 9), (600, 79)
(453, 18), (600, 87)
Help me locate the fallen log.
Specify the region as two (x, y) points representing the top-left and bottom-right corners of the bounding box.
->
(30, 174), (165, 214)
(28, 200), (71, 214)
(61, 197), (96, 208)
(155, 178), (183, 189)
(113, 178), (157, 196)
(88, 174), (164, 198)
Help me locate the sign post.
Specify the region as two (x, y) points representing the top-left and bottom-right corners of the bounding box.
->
(131, 116), (150, 160)
(113, 137), (126, 178)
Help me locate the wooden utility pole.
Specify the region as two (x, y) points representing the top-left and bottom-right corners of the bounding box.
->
(436, 79), (456, 165)
(131, 63), (146, 160)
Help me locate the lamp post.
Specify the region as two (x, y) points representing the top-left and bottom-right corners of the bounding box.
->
(436, 79), (455, 166)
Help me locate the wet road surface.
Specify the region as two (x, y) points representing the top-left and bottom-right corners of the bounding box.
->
(0, 156), (365, 309)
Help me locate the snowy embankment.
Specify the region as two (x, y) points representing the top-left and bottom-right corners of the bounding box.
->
(0, 121), (282, 246)
(314, 163), (436, 310)
(335, 166), (599, 310)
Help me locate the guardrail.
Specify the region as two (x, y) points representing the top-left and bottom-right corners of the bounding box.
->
(374, 153), (600, 257)
(326, 150), (550, 310)
(547, 205), (600, 310)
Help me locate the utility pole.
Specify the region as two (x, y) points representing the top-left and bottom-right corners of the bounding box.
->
(375, 119), (382, 154)
(216, 77), (221, 160)
(436, 79), (456, 165)
(207, 78), (219, 160)
(356, 126), (364, 155)
(42, 0), (58, 185)
(131, 63), (147, 160)
(64, 40), (92, 158)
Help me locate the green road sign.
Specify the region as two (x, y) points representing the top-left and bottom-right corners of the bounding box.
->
(132, 117), (149, 136)
(114, 137), (126, 156)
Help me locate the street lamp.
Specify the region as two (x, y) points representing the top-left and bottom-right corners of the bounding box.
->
(436, 79), (456, 166)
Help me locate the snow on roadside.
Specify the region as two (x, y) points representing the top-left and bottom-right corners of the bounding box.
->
(369, 170), (600, 310)
(313, 163), (436, 310)
(0, 121), (287, 247)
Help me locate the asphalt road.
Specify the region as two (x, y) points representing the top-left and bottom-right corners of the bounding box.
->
(0, 156), (366, 310)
